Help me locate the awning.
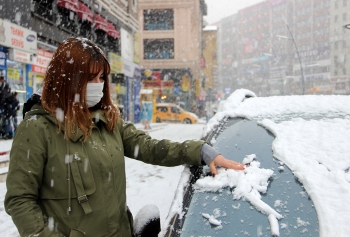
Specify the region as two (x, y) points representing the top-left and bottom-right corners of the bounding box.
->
(57, 0), (78, 12)
(107, 22), (120, 38)
(77, 1), (93, 23)
(93, 14), (108, 32)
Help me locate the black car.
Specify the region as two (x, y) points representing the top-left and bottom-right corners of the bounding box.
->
(164, 89), (350, 237)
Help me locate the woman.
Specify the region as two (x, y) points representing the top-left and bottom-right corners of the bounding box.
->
(5, 38), (244, 237)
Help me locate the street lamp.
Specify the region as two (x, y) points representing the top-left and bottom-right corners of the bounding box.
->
(276, 33), (305, 95)
(277, 16), (306, 95)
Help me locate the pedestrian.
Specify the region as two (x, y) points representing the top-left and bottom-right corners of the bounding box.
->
(5, 91), (20, 136)
(0, 75), (11, 138)
(140, 101), (149, 129)
(5, 38), (245, 237)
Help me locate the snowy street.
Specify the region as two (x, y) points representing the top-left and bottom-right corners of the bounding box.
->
(0, 122), (206, 237)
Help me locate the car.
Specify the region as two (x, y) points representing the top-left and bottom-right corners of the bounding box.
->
(164, 89), (350, 237)
(154, 103), (198, 124)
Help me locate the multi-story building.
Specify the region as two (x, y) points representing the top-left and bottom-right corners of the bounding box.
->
(0, 0), (141, 122)
(217, 0), (350, 96)
(138, 0), (207, 111)
(330, 0), (350, 94)
(217, 14), (239, 99)
(201, 25), (217, 116)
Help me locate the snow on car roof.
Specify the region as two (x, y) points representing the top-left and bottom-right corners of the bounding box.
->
(204, 89), (350, 136)
(165, 89), (350, 236)
(193, 89), (350, 236)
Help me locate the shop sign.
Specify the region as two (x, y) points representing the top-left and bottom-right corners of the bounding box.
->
(32, 48), (53, 74)
(142, 80), (174, 88)
(144, 69), (152, 77)
(133, 33), (140, 64)
(7, 68), (20, 80)
(122, 58), (136, 77)
(330, 76), (348, 83)
(121, 28), (133, 62)
(32, 65), (47, 74)
(108, 52), (122, 73)
(0, 18), (37, 54)
(8, 48), (34, 64)
(181, 74), (191, 92)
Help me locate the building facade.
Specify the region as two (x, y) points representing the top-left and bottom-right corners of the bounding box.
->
(0, 0), (141, 122)
(201, 26), (218, 116)
(138, 0), (207, 111)
(217, 0), (350, 97)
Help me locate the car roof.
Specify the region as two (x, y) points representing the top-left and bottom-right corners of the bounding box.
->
(204, 89), (350, 136)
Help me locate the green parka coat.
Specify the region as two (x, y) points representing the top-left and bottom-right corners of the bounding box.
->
(5, 104), (204, 237)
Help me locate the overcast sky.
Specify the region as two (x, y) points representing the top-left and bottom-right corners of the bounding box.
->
(204, 0), (265, 25)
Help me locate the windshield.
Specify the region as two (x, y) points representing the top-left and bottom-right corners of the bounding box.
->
(180, 118), (319, 236)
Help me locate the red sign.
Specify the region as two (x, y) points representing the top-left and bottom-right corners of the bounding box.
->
(38, 49), (54, 58)
(32, 65), (47, 74)
(143, 80), (174, 87)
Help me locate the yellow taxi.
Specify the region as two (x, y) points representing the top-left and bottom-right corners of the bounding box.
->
(153, 103), (198, 124)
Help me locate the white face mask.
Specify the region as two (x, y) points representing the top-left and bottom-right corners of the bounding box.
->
(86, 82), (104, 107)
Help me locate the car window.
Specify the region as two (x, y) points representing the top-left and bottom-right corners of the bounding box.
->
(157, 106), (168, 112)
(179, 118), (319, 236)
(171, 107), (181, 114)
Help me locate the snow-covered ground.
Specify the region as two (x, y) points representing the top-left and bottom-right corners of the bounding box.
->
(0, 122), (207, 237)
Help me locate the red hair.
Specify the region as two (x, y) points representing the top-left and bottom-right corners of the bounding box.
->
(41, 37), (119, 141)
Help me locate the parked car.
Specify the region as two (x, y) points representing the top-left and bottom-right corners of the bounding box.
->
(154, 103), (198, 124)
(164, 89), (350, 237)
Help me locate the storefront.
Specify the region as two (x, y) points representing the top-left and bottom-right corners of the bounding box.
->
(0, 18), (38, 117)
(123, 58), (141, 123)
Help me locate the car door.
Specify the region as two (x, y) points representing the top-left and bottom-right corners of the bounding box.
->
(155, 105), (171, 122)
(170, 105), (182, 123)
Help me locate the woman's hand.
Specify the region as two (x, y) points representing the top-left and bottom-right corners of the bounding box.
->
(209, 154), (245, 177)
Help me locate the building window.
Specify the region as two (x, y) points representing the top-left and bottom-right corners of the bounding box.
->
(32, 0), (54, 22)
(143, 9), (174, 31)
(343, 13), (347, 21)
(334, 15), (338, 22)
(344, 0), (347, 6)
(57, 7), (77, 33)
(144, 39), (174, 60)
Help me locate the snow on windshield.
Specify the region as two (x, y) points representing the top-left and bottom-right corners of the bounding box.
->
(187, 89), (350, 236)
